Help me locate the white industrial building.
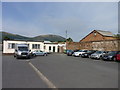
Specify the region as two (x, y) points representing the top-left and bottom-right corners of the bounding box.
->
(3, 40), (66, 54)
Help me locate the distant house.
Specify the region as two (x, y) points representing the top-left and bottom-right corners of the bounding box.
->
(79, 30), (119, 51)
(3, 40), (66, 54)
(80, 30), (116, 42)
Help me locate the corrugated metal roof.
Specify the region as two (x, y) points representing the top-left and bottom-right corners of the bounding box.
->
(96, 30), (114, 36)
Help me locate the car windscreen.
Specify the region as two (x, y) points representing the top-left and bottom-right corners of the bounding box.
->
(18, 47), (28, 51)
(87, 50), (94, 53)
(95, 51), (102, 54)
(108, 51), (117, 55)
(67, 50), (73, 52)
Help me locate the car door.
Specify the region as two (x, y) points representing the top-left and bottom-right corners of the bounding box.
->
(35, 50), (39, 55)
(38, 50), (44, 55)
(117, 52), (120, 60)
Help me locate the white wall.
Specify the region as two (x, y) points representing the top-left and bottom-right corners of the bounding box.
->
(3, 40), (44, 53)
(3, 40), (66, 53)
(44, 44), (58, 53)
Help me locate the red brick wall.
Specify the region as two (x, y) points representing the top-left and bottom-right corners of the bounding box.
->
(80, 30), (115, 42)
(80, 39), (120, 51)
(66, 42), (80, 50)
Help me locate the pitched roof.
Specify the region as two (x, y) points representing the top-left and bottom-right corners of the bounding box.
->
(96, 30), (114, 37)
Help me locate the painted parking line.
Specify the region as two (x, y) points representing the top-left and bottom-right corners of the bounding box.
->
(17, 60), (30, 62)
(28, 61), (58, 89)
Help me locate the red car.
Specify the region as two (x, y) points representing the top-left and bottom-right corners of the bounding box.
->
(116, 51), (120, 61)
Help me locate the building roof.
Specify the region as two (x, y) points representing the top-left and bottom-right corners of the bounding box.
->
(96, 30), (114, 37)
(44, 41), (52, 43)
(79, 30), (115, 42)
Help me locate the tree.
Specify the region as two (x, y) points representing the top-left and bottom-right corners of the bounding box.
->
(3, 36), (11, 40)
(66, 37), (73, 42)
(114, 34), (120, 39)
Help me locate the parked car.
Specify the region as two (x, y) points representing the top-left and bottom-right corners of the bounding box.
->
(90, 51), (107, 59)
(115, 51), (120, 61)
(14, 44), (31, 59)
(64, 50), (67, 54)
(32, 50), (47, 56)
(64, 50), (72, 54)
(73, 50), (88, 57)
(66, 50), (74, 56)
(102, 51), (119, 61)
(81, 50), (97, 58)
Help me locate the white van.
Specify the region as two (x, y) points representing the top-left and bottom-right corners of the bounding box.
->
(14, 44), (31, 59)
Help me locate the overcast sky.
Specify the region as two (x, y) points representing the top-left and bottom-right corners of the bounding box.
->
(2, 2), (118, 41)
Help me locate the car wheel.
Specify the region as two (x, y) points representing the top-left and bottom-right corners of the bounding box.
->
(88, 56), (91, 58)
(16, 56), (19, 59)
(27, 56), (31, 59)
(99, 56), (102, 60)
(44, 53), (47, 56)
(113, 57), (116, 61)
(33, 54), (36, 57)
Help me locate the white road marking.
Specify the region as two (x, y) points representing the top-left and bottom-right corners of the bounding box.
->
(17, 60), (30, 62)
(28, 62), (58, 89)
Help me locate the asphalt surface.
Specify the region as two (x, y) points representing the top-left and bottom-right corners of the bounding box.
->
(2, 53), (118, 88)
(2, 55), (48, 88)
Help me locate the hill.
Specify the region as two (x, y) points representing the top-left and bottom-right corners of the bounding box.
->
(33, 34), (66, 42)
(0, 32), (32, 42)
(0, 31), (66, 42)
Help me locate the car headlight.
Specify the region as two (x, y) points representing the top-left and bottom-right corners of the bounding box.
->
(18, 51), (21, 55)
(108, 56), (112, 58)
(75, 52), (79, 55)
(97, 55), (100, 57)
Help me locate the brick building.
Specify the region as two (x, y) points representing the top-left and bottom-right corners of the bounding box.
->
(66, 42), (80, 50)
(80, 30), (119, 51)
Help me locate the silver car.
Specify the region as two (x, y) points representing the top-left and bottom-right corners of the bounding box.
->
(90, 51), (107, 59)
(32, 50), (47, 56)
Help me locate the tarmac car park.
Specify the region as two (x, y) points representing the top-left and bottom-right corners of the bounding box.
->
(13, 47), (120, 62)
(3, 52), (118, 88)
(65, 49), (120, 62)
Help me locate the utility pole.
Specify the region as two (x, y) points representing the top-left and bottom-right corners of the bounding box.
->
(66, 30), (67, 40)
(65, 30), (68, 50)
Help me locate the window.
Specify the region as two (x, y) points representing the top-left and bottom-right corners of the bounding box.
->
(32, 44), (34, 49)
(53, 46), (55, 52)
(94, 32), (97, 36)
(38, 44), (40, 49)
(8, 43), (15, 49)
(44, 46), (46, 49)
(35, 44), (37, 49)
(32, 44), (40, 49)
(49, 46), (51, 51)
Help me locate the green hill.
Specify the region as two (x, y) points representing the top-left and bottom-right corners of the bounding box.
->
(0, 32), (32, 42)
(0, 31), (66, 42)
(33, 34), (66, 42)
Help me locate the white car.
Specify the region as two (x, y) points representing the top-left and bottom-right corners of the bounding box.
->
(32, 50), (47, 56)
(73, 50), (88, 57)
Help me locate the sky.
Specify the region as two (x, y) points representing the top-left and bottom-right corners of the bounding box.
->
(2, 2), (118, 41)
